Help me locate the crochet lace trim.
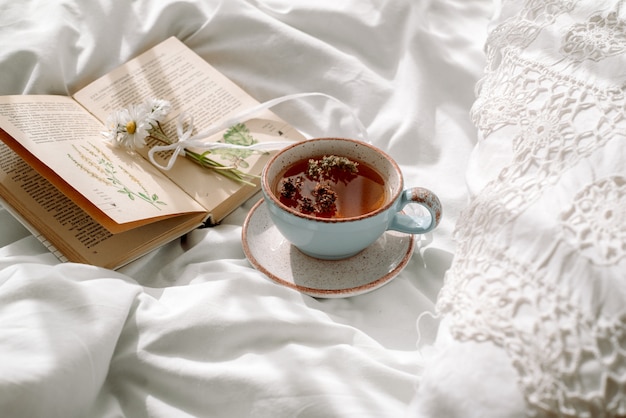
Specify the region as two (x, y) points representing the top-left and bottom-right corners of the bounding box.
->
(437, 1), (626, 416)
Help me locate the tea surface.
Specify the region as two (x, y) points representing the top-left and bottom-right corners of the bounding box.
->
(275, 155), (386, 218)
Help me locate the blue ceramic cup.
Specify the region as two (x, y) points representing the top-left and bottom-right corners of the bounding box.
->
(261, 138), (442, 260)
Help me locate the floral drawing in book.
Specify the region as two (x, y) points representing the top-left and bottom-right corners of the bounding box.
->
(214, 122), (258, 169)
(67, 142), (168, 210)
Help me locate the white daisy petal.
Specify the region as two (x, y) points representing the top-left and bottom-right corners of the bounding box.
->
(145, 98), (171, 127)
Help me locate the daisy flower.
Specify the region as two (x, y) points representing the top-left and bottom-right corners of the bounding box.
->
(144, 99), (171, 128)
(104, 102), (150, 150)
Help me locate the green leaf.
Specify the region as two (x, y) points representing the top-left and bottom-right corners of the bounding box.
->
(223, 123), (255, 146)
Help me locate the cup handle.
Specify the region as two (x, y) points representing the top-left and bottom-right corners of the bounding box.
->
(388, 187), (442, 234)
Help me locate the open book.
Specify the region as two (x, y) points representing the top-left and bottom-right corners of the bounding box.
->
(0, 37), (304, 269)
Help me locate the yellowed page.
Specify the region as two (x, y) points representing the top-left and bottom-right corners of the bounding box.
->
(0, 141), (207, 269)
(73, 36), (304, 221)
(0, 95), (206, 228)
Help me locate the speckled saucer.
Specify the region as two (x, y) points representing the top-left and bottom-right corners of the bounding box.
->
(242, 199), (415, 298)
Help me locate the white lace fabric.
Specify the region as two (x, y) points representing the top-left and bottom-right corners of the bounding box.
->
(436, 1), (626, 416)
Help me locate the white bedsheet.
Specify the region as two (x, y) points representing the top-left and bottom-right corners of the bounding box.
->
(0, 1), (493, 416)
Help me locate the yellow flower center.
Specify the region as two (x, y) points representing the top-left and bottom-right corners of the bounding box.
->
(126, 120), (136, 135)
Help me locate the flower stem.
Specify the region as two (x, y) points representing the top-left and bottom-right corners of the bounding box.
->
(147, 125), (258, 187)
(184, 149), (258, 187)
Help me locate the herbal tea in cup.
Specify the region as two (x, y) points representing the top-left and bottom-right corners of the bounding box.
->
(276, 154), (386, 218)
(261, 138), (442, 260)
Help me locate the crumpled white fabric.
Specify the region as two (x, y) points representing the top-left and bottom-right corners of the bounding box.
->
(0, 0), (492, 416)
(0, 263), (140, 418)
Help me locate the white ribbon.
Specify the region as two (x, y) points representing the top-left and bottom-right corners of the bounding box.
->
(147, 92), (368, 171)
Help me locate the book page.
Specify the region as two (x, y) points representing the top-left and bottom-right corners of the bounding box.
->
(0, 95), (206, 229)
(74, 36), (305, 221)
(0, 140), (207, 269)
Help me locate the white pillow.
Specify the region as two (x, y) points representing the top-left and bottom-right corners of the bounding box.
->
(412, 1), (626, 416)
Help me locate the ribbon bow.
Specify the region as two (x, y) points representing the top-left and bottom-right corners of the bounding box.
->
(147, 92), (368, 170)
